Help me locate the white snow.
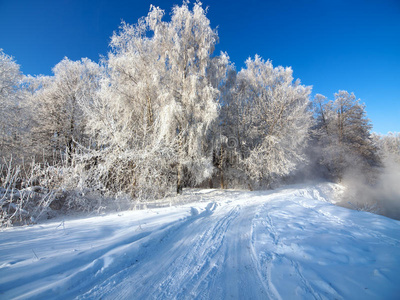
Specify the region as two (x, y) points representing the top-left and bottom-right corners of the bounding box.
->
(0, 183), (399, 299)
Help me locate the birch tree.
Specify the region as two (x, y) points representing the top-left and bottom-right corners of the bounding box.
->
(150, 2), (220, 192)
(227, 55), (312, 185)
(30, 57), (101, 163)
(0, 49), (24, 159)
(78, 11), (173, 197)
(79, 2), (221, 196)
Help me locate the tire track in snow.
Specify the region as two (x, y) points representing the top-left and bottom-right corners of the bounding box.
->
(250, 205), (283, 300)
(290, 259), (322, 300)
(250, 198), (344, 300)
(6, 210), (207, 299)
(80, 203), (241, 299)
(81, 198), (274, 300)
(214, 201), (271, 300)
(3, 185), (398, 299)
(155, 204), (240, 299)
(0, 229), (155, 299)
(80, 188), (399, 300)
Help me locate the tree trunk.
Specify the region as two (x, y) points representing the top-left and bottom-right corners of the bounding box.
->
(66, 98), (76, 165)
(176, 126), (185, 194)
(219, 143), (225, 189)
(177, 163), (183, 194)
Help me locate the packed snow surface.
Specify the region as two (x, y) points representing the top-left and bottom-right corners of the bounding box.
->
(1, 183), (399, 299)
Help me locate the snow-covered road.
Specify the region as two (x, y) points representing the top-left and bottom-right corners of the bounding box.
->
(1, 184), (399, 299)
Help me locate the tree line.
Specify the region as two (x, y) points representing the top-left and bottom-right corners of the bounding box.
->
(1, 2), (398, 223)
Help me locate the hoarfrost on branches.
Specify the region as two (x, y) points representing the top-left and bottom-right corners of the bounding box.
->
(222, 55), (312, 186)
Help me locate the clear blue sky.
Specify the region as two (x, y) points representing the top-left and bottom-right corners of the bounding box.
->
(1, 0), (399, 134)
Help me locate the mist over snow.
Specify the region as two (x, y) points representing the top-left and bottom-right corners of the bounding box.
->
(341, 156), (400, 220)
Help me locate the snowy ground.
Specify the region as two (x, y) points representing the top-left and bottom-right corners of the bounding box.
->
(0, 183), (399, 299)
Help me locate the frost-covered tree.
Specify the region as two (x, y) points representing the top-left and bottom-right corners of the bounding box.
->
(77, 11), (173, 198)
(80, 2), (221, 196)
(313, 91), (379, 180)
(83, 18), (163, 150)
(374, 132), (400, 164)
(0, 49), (25, 158)
(207, 54), (237, 189)
(150, 2), (220, 192)
(30, 57), (101, 162)
(223, 55), (312, 186)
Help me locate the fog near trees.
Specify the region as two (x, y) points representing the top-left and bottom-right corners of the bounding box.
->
(0, 2), (399, 225)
